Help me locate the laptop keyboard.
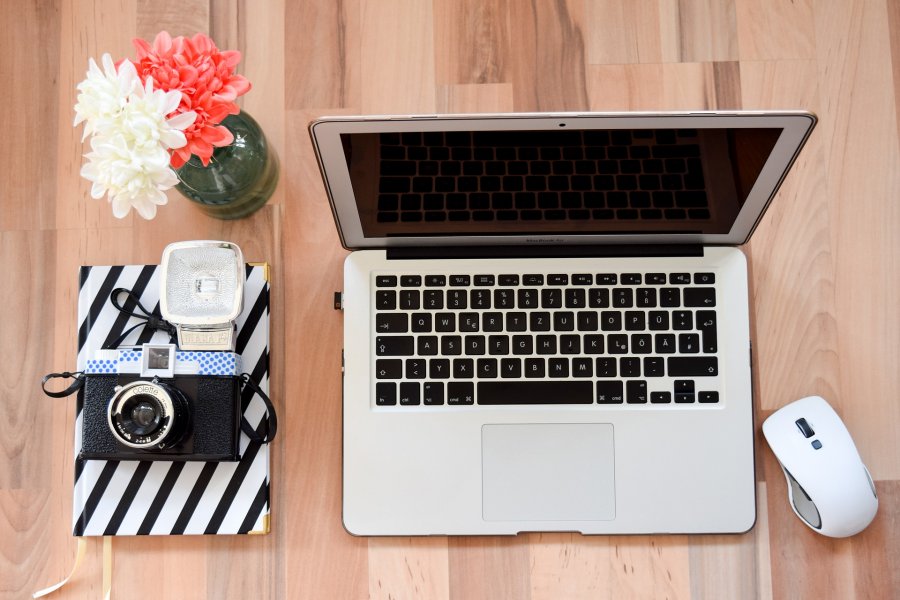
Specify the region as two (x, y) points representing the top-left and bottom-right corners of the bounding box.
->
(371, 271), (720, 407)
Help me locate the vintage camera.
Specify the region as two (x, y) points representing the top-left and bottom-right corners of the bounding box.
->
(79, 344), (243, 461)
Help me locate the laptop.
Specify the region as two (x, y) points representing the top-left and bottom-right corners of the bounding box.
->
(309, 111), (816, 535)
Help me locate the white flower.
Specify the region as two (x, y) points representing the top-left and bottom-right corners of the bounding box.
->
(74, 54), (196, 219)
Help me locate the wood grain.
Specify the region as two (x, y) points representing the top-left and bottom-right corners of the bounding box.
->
(2, 0), (899, 598)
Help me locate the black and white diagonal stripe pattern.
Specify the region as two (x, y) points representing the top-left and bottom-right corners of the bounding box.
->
(73, 265), (271, 536)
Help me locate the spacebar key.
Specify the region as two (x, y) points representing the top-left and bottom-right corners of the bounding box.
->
(478, 381), (593, 404)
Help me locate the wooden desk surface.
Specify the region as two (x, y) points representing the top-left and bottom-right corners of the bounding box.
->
(2, 1), (899, 598)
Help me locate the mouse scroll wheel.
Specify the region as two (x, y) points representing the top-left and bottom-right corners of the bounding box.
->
(795, 418), (815, 438)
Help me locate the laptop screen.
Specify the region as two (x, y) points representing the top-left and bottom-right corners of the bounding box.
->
(339, 127), (783, 237)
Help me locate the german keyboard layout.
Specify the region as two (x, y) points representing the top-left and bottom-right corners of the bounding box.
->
(372, 271), (719, 407)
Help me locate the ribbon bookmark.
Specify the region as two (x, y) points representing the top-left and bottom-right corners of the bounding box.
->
(32, 537), (113, 599)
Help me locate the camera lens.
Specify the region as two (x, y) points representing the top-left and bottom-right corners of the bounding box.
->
(108, 381), (191, 450)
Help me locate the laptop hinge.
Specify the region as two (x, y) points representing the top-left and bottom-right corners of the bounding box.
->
(386, 244), (704, 260)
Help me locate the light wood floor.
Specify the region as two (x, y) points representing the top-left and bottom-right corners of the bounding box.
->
(2, 0), (899, 598)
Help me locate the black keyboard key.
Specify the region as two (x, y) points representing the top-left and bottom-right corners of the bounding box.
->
(601, 311), (622, 331)
(637, 288), (657, 308)
(684, 287), (716, 307)
(440, 335), (461, 355)
(536, 335), (557, 354)
(474, 275), (495, 286)
(449, 275), (470, 286)
(631, 334), (652, 354)
(488, 335), (510, 355)
(423, 382), (444, 405)
(435, 313), (456, 332)
(624, 311), (646, 331)
(523, 274), (544, 285)
(620, 357), (641, 377)
(500, 358), (522, 378)
(478, 381), (593, 404)
(498, 275), (519, 286)
(648, 311), (669, 330)
(376, 359), (402, 379)
(482, 312), (503, 331)
(524, 358), (546, 378)
(694, 272), (715, 285)
(596, 357), (616, 377)
(376, 275), (397, 287)
(448, 382), (475, 405)
(465, 335), (486, 355)
(470, 289), (491, 309)
(425, 275), (446, 286)
(375, 290), (397, 310)
(518, 288), (539, 308)
(429, 359), (451, 379)
(572, 358), (593, 377)
(596, 381), (624, 404)
(572, 274), (593, 285)
(459, 313), (479, 332)
(674, 380), (695, 393)
(644, 357), (664, 377)
(589, 288), (610, 308)
(494, 289), (514, 309)
(583, 335), (604, 354)
(596, 274), (618, 285)
(608, 335), (628, 354)
(447, 289), (467, 309)
(696, 310), (718, 353)
(453, 359), (474, 379)
(565, 288), (586, 308)
(530, 312), (552, 331)
(613, 288), (633, 307)
(675, 392), (695, 404)
(376, 382), (397, 405)
(577, 312), (598, 331)
(423, 290), (444, 309)
(646, 273), (667, 285)
(506, 312), (527, 331)
(411, 313), (432, 332)
(405, 359), (426, 379)
(548, 274), (568, 285)
(512, 335), (533, 355)
(399, 382), (420, 405)
(475, 359), (496, 379)
(627, 380), (648, 403)
(548, 358), (569, 377)
(541, 288), (563, 308)
(376, 336), (414, 355)
(621, 273), (642, 285)
(399, 289), (420, 310)
(669, 273), (691, 284)
(655, 333), (676, 354)
(553, 312), (575, 331)
(417, 336), (438, 355)
(672, 311), (693, 330)
(651, 391), (672, 404)
(660, 288), (680, 307)
(560, 335), (581, 354)
(376, 313), (408, 333)
(400, 275), (421, 287)
(699, 391), (720, 404)
(679, 333), (700, 353)
(668, 357), (718, 376)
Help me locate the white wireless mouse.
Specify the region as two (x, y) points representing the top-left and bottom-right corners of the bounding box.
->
(762, 396), (878, 538)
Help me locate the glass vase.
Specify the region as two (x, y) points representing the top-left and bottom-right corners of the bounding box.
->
(174, 111), (279, 219)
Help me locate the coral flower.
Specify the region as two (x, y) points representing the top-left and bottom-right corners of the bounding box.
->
(132, 31), (251, 168)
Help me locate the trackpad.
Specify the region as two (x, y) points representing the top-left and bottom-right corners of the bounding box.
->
(482, 423), (616, 522)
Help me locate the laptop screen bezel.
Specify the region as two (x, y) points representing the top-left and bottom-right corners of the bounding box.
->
(308, 111), (816, 250)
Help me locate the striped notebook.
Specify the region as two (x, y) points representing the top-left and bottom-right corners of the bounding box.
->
(73, 263), (271, 536)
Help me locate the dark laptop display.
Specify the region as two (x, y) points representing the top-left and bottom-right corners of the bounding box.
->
(340, 127), (783, 237)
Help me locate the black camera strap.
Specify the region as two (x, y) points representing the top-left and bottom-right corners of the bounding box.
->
(105, 288), (177, 349)
(41, 371), (85, 398)
(239, 374), (278, 444)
